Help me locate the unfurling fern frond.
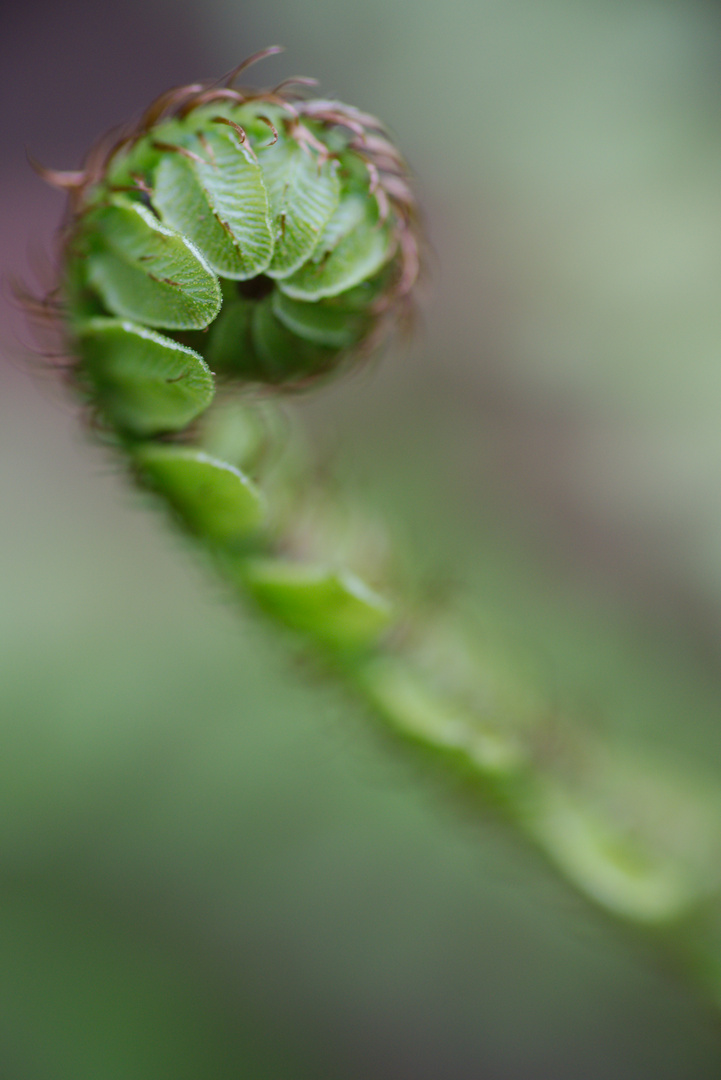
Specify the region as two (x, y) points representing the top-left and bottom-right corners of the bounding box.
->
(30, 49), (721, 1014)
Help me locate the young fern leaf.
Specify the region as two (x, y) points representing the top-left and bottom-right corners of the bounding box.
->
(135, 444), (264, 544)
(152, 128), (275, 280)
(84, 198), (222, 329)
(77, 318), (214, 435)
(34, 54), (721, 1014)
(278, 196), (394, 301)
(258, 136), (341, 278)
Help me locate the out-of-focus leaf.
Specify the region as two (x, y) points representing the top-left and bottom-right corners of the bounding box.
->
(204, 294), (257, 373)
(251, 297), (336, 382)
(272, 290), (369, 348)
(238, 557), (393, 652)
(135, 444), (264, 543)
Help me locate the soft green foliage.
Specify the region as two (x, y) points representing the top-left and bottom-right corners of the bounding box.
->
(63, 89), (412, 385)
(77, 318), (214, 435)
(85, 198), (222, 329)
(240, 558), (393, 652)
(152, 128), (274, 280)
(251, 295), (337, 381)
(135, 445), (264, 543)
(527, 783), (695, 923)
(49, 61), (721, 1020)
(278, 196), (392, 301)
(272, 289), (370, 348)
(358, 653), (524, 771)
(258, 135), (341, 278)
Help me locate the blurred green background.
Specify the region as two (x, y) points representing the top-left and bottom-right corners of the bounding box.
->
(5, 0), (721, 1074)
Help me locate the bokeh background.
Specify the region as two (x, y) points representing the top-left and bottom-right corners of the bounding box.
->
(5, 0), (721, 1075)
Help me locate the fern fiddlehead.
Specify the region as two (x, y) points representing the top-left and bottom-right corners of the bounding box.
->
(30, 48), (721, 1012)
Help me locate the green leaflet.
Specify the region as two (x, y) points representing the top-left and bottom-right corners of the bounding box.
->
(135, 445), (264, 544)
(322, 266), (394, 311)
(76, 318), (214, 436)
(272, 290), (369, 348)
(278, 193), (394, 301)
(239, 558), (393, 653)
(257, 139), (340, 279)
(85, 198), (221, 330)
(358, 656), (525, 773)
(152, 129), (274, 280)
(251, 297), (337, 382)
(310, 193), (366, 252)
(528, 784), (695, 924)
